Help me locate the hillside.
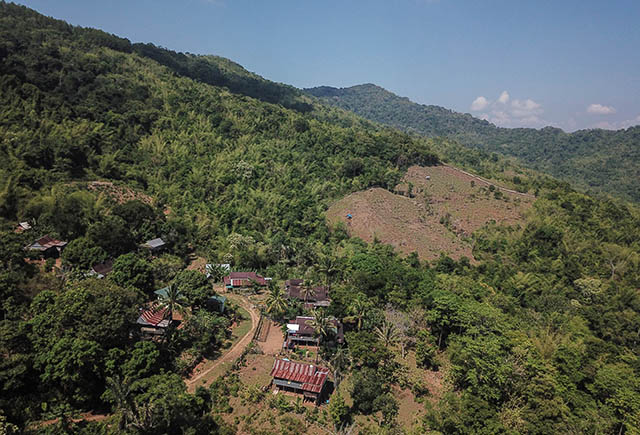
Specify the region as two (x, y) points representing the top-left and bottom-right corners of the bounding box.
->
(327, 165), (533, 261)
(1, 4), (640, 435)
(306, 84), (640, 203)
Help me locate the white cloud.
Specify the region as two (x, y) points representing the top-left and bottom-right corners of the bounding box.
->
(469, 91), (547, 128)
(470, 96), (489, 111)
(591, 115), (640, 130)
(587, 103), (616, 115)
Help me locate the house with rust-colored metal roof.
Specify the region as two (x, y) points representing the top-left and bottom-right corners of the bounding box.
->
(285, 279), (330, 308)
(270, 359), (330, 404)
(89, 260), (113, 279)
(136, 304), (181, 338)
(223, 271), (270, 289)
(25, 235), (67, 258)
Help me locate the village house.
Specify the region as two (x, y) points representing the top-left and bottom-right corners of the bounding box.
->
(25, 235), (67, 258)
(141, 237), (166, 253)
(89, 260), (113, 279)
(136, 305), (174, 337)
(136, 303), (183, 338)
(270, 358), (330, 405)
(285, 316), (344, 349)
(223, 271), (270, 290)
(285, 279), (330, 308)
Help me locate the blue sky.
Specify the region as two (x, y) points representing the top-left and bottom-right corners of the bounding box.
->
(15, 0), (640, 131)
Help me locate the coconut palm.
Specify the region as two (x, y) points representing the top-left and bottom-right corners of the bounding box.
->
(301, 280), (316, 303)
(266, 283), (288, 318)
(156, 284), (187, 320)
(328, 348), (351, 390)
(316, 254), (339, 291)
(306, 308), (335, 342)
(105, 375), (134, 431)
(345, 294), (369, 331)
(375, 320), (400, 349)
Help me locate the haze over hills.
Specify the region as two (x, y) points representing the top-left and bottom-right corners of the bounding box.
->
(1, 4), (640, 434)
(306, 84), (640, 203)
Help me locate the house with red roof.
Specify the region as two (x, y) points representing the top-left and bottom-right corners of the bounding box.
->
(270, 358), (330, 404)
(136, 304), (181, 338)
(223, 271), (270, 289)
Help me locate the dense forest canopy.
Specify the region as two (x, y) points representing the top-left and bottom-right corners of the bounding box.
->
(306, 84), (640, 203)
(1, 3), (639, 434)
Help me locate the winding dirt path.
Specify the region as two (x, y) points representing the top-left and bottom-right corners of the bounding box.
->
(185, 293), (260, 392)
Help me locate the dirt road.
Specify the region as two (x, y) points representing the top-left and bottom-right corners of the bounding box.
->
(185, 293), (260, 392)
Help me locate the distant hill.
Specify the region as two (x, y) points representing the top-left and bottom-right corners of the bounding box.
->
(306, 84), (640, 203)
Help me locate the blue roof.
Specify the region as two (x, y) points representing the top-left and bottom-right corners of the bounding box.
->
(154, 286), (171, 298)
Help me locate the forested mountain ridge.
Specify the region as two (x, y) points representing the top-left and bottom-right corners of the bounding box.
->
(306, 84), (640, 203)
(1, 3), (640, 434)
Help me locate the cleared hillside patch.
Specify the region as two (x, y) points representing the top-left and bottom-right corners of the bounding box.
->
(327, 165), (533, 261)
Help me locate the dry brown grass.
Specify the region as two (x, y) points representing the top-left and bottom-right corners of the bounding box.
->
(327, 165), (533, 261)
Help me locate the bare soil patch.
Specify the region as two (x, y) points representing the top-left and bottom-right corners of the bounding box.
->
(86, 181), (154, 204)
(259, 320), (284, 355)
(327, 165), (533, 261)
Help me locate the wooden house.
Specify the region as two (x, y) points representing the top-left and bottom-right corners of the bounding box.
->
(270, 359), (330, 404)
(285, 279), (330, 308)
(285, 316), (344, 349)
(223, 271), (270, 289)
(25, 235), (67, 258)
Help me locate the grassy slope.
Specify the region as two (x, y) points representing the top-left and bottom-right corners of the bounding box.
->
(306, 84), (640, 203)
(327, 165), (533, 261)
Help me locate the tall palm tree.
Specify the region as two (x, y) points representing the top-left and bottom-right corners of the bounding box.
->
(105, 375), (134, 431)
(345, 295), (368, 331)
(328, 348), (351, 391)
(306, 308), (336, 343)
(375, 320), (400, 349)
(156, 284), (187, 321)
(316, 254), (339, 291)
(301, 280), (316, 303)
(266, 284), (288, 318)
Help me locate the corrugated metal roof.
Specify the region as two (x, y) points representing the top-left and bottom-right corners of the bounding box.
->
(27, 235), (67, 251)
(143, 238), (165, 248)
(138, 306), (169, 326)
(270, 359), (328, 394)
(223, 272), (268, 286)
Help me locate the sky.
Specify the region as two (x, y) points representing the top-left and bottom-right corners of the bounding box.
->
(14, 0), (640, 131)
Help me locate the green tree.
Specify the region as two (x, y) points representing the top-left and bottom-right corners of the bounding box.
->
(301, 280), (316, 303)
(265, 283), (288, 319)
(29, 279), (141, 351)
(329, 392), (351, 430)
(110, 253), (155, 294)
(35, 337), (101, 406)
(351, 368), (386, 414)
(415, 330), (438, 370)
(173, 270), (211, 309)
(344, 293), (370, 331)
(305, 308), (334, 343)
(87, 215), (135, 257)
(374, 320), (400, 349)
(61, 237), (107, 270)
